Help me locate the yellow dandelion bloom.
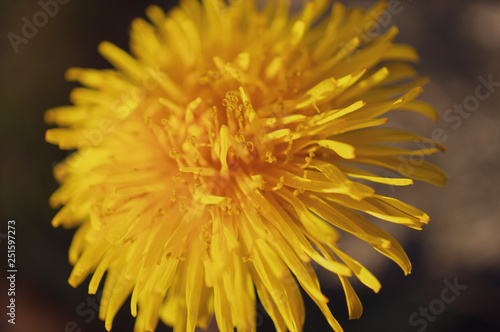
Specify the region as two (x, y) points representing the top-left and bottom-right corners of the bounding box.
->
(46, 0), (446, 331)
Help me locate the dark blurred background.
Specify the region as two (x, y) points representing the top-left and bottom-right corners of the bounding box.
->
(1, 1), (499, 331)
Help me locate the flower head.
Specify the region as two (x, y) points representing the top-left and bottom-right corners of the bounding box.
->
(46, 1), (446, 331)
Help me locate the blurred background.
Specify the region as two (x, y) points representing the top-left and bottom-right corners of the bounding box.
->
(1, 0), (499, 331)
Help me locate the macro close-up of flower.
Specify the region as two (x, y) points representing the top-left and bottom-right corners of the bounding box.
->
(44, 1), (447, 331)
(3, 0), (500, 332)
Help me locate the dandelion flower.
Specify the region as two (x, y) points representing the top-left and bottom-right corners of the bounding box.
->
(46, 1), (447, 331)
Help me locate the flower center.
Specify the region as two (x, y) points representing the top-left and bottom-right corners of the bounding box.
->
(158, 85), (295, 203)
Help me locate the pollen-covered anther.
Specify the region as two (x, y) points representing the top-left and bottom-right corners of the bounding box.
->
(265, 151), (277, 164)
(272, 176), (285, 191)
